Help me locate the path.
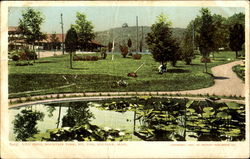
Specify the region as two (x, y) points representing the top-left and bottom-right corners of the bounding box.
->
(171, 60), (245, 97)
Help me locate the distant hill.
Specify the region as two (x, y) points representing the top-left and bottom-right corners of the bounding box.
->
(94, 26), (186, 52)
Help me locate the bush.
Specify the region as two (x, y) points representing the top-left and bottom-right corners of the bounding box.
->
(15, 61), (33, 66)
(73, 55), (99, 61)
(12, 54), (20, 61)
(25, 49), (37, 60)
(200, 57), (211, 63)
(119, 45), (128, 58)
(10, 49), (37, 61)
(100, 47), (107, 59)
(132, 54), (142, 60)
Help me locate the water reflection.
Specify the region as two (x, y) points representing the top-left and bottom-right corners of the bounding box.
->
(13, 108), (44, 141)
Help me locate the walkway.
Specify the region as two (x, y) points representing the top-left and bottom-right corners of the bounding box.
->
(171, 60), (245, 97)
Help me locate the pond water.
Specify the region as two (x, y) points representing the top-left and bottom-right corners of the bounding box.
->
(9, 100), (141, 141)
(9, 97), (245, 141)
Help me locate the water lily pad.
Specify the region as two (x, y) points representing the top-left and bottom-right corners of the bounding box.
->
(186, 100), (194, 108)
(217, 112), (231, 119)
(203, 107), (214, 112)
(187, 108), (195, 113)
(202, 112), (215, 117)
(219, 107), (228, 111)
(227, 102), (240, 109)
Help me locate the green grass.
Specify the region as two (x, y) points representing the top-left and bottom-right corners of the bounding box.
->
(9, 51), (237, 98)
(232, 64), (245, 81)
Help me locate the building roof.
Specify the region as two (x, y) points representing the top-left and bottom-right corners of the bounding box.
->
(8, 26), (20, 33)
(40, 34), (65, 43)
(8, 26), (104, 46)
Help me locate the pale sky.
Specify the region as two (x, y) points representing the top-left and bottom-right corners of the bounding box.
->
(8, 6), (244, 33)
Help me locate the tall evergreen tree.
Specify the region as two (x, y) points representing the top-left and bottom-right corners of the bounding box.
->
(229, 23), (245, 58)
(197, 8), (215, 73)
(65, 27), (78, 69)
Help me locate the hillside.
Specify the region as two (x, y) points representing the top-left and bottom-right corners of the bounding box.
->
(94, 26), (186, 52)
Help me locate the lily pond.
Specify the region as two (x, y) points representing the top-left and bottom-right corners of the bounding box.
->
(9, 97), (245, 141)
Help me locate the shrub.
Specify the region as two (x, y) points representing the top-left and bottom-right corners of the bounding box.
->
(12, 54), (20, 61)
(132, 54), (142, 60)
(15, 61), (33, 66)
(100, 47), (107, 59)
(25, 49), (37, 60)
(73, 55), (99, 61)
(119, 45), (128, 58)
(200, 57), (211, 63)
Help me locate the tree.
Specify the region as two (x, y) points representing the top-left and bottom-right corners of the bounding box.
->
(50, 33), (60, 56)
(226, 12), (245, 27)
(18, 8), (45, 51)
(73, 12), (95, 51)
(211, 14), (228, 55)
(65, 27), (78, 69)
(197, 8), (215, 73)
(229, 23), (245, 58)
(146, 13), (179, 69)
(181, 30), (195, 65)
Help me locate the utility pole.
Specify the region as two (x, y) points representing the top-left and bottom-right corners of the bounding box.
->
(136, 16), (138, 54)
(60, 13), (65, 55)
(141, 26), (143, 52)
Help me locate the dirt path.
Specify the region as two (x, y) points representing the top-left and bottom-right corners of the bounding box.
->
(170, 60), (245, 97)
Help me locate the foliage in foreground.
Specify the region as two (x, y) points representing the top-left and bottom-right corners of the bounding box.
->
(28, 123), (131, 141)
(99, 97), (245, 141)
(232, 64), (245, 81)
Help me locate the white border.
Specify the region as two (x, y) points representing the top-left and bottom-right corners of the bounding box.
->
(1, 1), (249, 158)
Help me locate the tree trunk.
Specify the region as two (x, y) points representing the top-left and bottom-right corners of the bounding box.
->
(235, 51), (238, 59)
(205, 61), (208, 73)
(70, 52), (73, 69)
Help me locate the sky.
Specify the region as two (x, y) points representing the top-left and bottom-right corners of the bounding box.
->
(8, 6), (244, 33)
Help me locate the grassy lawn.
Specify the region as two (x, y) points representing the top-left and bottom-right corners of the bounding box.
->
(232, 64), (245, 81)
(9, 51), (237, 98)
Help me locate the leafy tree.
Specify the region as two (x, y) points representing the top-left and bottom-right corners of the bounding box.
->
(229, 23), (245, 58)
(65, 27), (78, 69)
(197, 8), (215, 73)
(211, 14), (228, 54)
(18, 8), (45, 51)
(226, 12), (245, 27)
(146, 13), (179, 69)
(50, 33), (60, 56)
(73, 12), (95, 51)
(13, 109), (44, 141)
